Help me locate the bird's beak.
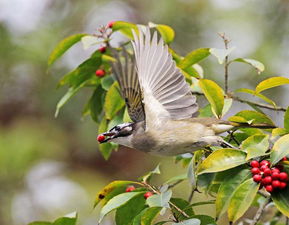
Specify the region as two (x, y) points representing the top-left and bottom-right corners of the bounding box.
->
(97, 131), (116, 143)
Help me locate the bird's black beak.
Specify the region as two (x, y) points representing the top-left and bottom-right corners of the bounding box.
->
(97, 131), (116, 143)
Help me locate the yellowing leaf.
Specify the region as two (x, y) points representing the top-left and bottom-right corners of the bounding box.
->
(228, 178), (259, 223)
(236, 88), (276, 107)
(48, 33), (87, 66)
(149, 22), (175, 43)
(233, 110), (275, 126)
(241, 134), (269, 160)
(285, 107), (289, 132)
(197, 149), (247, 175)
(199, 79), (224, 118)
(233, 58), (265, 74)
(256, 77), (289, 93)
(270, 134), (289, 165)
(179, 48), (210, 69)
(112, 21), (138, 39)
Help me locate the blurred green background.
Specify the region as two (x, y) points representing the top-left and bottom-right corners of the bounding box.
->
(1, 0), (289, 224)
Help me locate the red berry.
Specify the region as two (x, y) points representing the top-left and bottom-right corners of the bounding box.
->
(282, 156), (288, 161)
(263, 168), (271, 176)
(276, 165), (284, 170)
(265, 185), (274, 192)
(260, 165), (269, 171)
(125, 186), (136, 192)
(279, 172), (288, 181)
(108, 21), (115, 28)
(253, 174), (262, 183)
(97, 134), (105, 142)
(250, 160), (259, 168)
(272, 172), (280, 180)
(251, 168), (261, 175)
(279, 182), (287, 189)
(262, 176), (272, 185)
(272, 180), (281, 188)
(99, 46), (106, 53)
(144, 192), (153, 199)
(260, 160), (270, 167)
(271, 168), (280, 174)
(95, 69), (105, 77)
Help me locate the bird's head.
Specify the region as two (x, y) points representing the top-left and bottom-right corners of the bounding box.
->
(97, 122), (134, 146)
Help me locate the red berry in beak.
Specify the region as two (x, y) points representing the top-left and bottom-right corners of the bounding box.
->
(99, 46), (106, 53)
(95, 69), (105, 77)
(108, 21), (115, 28)
(125, 186), (136, 192)
(97, 134), (105, 142)
(144, 191), (153, 199)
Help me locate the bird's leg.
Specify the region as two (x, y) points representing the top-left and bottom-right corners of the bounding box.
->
(227, 130), (240, 145)
(220, 139), (239, 149)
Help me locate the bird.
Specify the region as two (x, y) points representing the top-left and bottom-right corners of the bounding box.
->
(97, 26), (272, 156)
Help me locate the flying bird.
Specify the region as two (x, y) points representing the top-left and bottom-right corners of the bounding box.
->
(97, 26), (272, 156)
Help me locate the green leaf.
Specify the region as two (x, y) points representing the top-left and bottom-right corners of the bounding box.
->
(210, 47), (235, 64)
(197, 149), (247, 175)
(81, 35), (99, 50)
(48, 33), (87, 66)
(199, 104), (214, 118)
(132, 207), (162, 225)
(228, 178), (260, 223)
(148, 22), (175, 43)
(172, 219), (200, 225)
(222, 98), (233, 117)
(28, 213), (77, 225)
(255, 77), (289, 93)
(140, 164), (161, 183)
(215, 168), (251, 218)
(271, 185), (289, 217)
(115, 194), (147, 225)
(285, 107), (289, 132)
(236, 88), (276, 107)
(231, 110), (275, 126)
(99, 191), (145, 223)
(233, 58), (265, 74)
(55, 82), (85, 117)
(104, 82), (125, 120)
(179, 48), (210, 69)
(270, 134), (289, 165)
(190, 215), (216, 225)
(88, 86), (104, 123)
(94, 180), (135, 207)
(112, 21), (138, 39)
(241, 134), (269, 160)
(164, 174), (187, 184)
(170, 198), (194, 221)
(199, 79), (224, 118)
(272, 128), (288, 138)
(146, 190), (172, 209)
(101, 75), (115, 91)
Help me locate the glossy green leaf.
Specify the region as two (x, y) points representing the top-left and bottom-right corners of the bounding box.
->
(132, 207), (162, 225)
(228, 178), (260, 222)
(241, 134), (269, 160)
(197, 149), (247, 175)
(99, 191), (145, 223)
(94, 180), (136, 207)
(285, 107), (289, 132)
(190, 215), (216, 225)
(210, 47), (235, 64)
(271, 185), (289, 217)
(255, 77), (289, 93)
(199, 104), (214, 118)
(112, 21), (138, 39)
(48, 33), (87, 66)
(87, 86), (104, 122)
(233, 58), (265, 74)
(215, 168), (251, 218)
(232, 110), (275, 126)
(101, 75), (115, 91)
(199, 79), (224, 118)
(115, 194), (147, 225)
(270, 134), (289, 165)
(53, 212), (77, 225)
(236, 88), (276, 107)
(222, 98), (233, 117)
(146, 190), (172, 209)
(172, 218), (200, 225)
(170, 198), (194, 221)
(149, 22), (175, 43)
(104, 82), (125, 120)
(179, 48), (210, 69)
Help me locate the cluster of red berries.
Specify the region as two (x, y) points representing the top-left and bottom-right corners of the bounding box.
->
(250, 159), (288, 192)
(125, 185), (153, 199)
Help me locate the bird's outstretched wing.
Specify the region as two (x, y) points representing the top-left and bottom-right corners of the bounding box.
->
(111, 49), (145, 122)
(132, 27), (198, 129)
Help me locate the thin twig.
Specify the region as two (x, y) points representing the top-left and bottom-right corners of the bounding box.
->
(258, 190), (270, 198)
(188, 186), (195, 203)
(249, 197), (270, 225)
(286, 217), (289, 225)
(168, 180), (184, 189)
(191, 91), (287, 112)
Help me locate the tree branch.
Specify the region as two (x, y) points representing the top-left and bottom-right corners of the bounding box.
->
(249, 197), (270, 225)
(218, 32), (230, 94)
(192, 91), (286, 112)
